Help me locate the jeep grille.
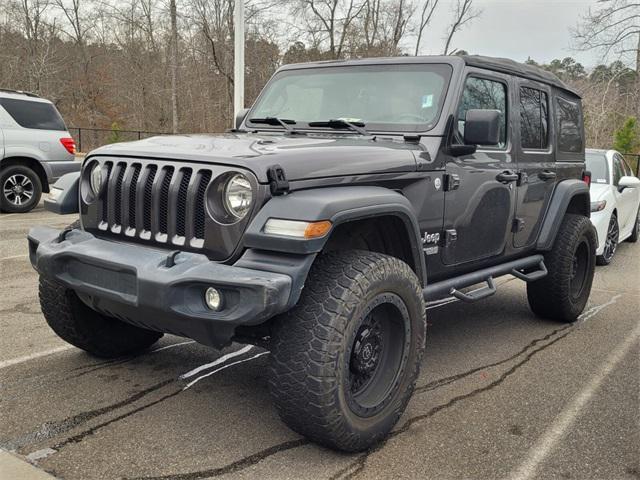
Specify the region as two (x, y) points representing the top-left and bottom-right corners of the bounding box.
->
(97, 160), (212, 248)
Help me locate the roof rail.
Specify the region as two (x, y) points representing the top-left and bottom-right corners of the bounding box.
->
(0, 88), (40, 98)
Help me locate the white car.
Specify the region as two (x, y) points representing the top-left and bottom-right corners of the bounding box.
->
(585, 149), (640, 265)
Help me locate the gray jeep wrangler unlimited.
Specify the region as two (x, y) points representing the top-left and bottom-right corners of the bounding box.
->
(29, 55), (596, 452)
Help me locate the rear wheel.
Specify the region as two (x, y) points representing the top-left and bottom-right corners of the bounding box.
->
(527, 214), (596, 322)
(1, 165), (42, 213)
(268, 250), (426, 452)
(596, 213), (618, 265)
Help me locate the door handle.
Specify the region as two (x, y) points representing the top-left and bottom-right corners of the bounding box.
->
(539, 170), (557, 180)
(496, 170), (519, 183)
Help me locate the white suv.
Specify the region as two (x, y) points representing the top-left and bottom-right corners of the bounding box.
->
(0, 89), (79, 213)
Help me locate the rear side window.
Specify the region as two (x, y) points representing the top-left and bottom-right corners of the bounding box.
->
(519, 87), (548, 149)
(0, 98), (66, 131)
(556, 97), (583, 153)
(457, 76), (507, 148)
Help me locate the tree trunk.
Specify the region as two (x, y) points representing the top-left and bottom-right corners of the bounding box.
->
(170, 0), (179, 134)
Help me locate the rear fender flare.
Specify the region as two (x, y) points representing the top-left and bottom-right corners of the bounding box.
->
(537, 179), (591, 250)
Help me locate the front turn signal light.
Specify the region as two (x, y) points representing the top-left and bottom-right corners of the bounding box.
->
(264, 219), (332, 238)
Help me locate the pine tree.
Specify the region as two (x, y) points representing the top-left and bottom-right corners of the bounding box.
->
(613, 117), (639, 154)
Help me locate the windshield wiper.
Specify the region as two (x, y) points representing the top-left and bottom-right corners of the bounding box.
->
(308, 119), (368, 135)
(249, 117), (297, 132)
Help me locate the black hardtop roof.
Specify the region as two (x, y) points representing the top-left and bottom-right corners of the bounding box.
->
(278, 54), (580, 98)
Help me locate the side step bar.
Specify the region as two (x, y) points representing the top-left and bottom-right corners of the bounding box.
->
(423, 254), (547, 303)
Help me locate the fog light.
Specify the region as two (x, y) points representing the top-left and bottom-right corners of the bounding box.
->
(205, 287), (223, 311)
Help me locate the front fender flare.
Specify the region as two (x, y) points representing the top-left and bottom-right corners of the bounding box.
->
(243, 186), (426, 284)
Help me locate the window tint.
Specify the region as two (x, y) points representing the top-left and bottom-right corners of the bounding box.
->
(621, 156), (633, 177)
(0, 98), (66, 131)
(519, 87), (548, 149)
(585, 152), (609, 184)
(612, 156), (625, 185)
(556, 97), (583, 153)
(457, 77), (507, 148)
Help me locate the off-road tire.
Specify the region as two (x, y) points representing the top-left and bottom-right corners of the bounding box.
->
(527, 214), (596, 322)
(38, 221), (163, 357)
(596, 213), (618, 266)
(268, 250), (426, 452)
(627, 208), (639, 243)
(1, 165), (42, 213)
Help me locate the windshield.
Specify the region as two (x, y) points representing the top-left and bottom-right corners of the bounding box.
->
(585, 152), (609, 184)
(248, 63), (452, 133)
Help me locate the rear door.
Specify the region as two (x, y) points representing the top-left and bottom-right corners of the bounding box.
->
(613, 153), (636, 233)
(513, 81), (556, 247)
(442, 71), (516, 265)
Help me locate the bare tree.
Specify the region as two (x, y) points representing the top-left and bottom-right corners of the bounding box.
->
(442, 0), (480, 55)
(574, 0), (640, 73)
(170, 0), (179, 133)
(296, 0), (367, 58)
(414, 0), (438, 56)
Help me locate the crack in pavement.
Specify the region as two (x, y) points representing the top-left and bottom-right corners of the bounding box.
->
(332, 328), (575, 480)
(3, 379), (175, 451)
(414, 323), (573, 395)
(125, 439), (311, 480)
(126, 325), (578, 480)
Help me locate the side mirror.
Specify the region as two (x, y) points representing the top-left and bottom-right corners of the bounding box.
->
(618, 175), (640, 191)
(235, 108), (250, 130)
(464, 109), (501, 146)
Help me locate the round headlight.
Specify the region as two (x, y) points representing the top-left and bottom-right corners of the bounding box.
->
(89, 164), (103, 195)
(223, 173), (252, 219)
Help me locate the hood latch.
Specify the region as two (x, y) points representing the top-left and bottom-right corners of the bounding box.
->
(267, 164), (289, 196)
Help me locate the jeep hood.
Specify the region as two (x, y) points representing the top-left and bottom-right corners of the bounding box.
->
(88, 133), (423, 183)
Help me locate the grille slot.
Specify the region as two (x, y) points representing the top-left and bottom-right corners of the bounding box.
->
(143, 165), (157, 232)
(128, 164), (141, 228)
(94, 160), (212, 248)
(195, 171), (212, 240)
(176, 169), (192, 237)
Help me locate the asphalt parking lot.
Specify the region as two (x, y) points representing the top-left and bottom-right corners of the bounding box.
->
(1, 205), (639, 480)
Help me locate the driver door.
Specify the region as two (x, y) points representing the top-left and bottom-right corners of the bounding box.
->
(442, 71), (516, 266)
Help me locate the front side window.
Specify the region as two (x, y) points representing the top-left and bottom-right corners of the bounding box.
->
(0, 98), (67, 131)
(457, 76), (507, 148)
(248, 64), (453, 133)
(519, 87), (548, 149)
(556, 97), (583, 153)
(612, 155), (625, 185)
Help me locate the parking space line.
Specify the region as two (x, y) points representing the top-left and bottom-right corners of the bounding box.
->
(509, 321), (640, 480)
(0, 346), (74, 370)
(183, 351), (269, 390)
(179, 344), (254, 379)
(150, 340), (195, 353)
(0, 254), (28, 261)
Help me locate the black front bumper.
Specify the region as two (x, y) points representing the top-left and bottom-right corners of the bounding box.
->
(28, 226), (292, 348)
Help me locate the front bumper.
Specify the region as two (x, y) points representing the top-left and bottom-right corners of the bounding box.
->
(591, 210), (610, 256)
(28, 226), (292, 348)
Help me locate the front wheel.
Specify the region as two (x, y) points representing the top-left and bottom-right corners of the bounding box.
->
(268, 250), (426, 452)
(596, 213), (618, 265)
(39, 277), (163, 358)
(527, 214), (596, 322)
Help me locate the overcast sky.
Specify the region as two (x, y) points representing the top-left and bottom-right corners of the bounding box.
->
(412, 0), (604, 68)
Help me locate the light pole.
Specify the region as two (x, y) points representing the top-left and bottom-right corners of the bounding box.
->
(233, 0), (245, 126)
